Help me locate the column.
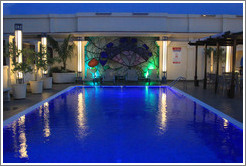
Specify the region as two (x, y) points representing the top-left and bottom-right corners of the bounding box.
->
(203, 44), (208, 89)
(41, 33), (48, 75)
(225, 46), (232, 72)
(228, 39), (237, 98)
(194, 45), (199, 86)
(215, 42), (220, 93)
(35, 41), (41, 80)
(156, 41), (163, 80)
(210, 50), (214, 73)
(14, 23), (23, 81)
(156, 36), (168, 80)
(76, 37), (88, 80)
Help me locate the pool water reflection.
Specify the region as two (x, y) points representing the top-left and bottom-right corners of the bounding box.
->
(3, 87), (243, 163)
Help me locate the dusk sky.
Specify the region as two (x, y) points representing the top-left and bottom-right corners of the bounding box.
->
(3, 3), (243, 15)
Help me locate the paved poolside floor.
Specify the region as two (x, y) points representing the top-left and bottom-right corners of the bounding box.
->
(3, 81), (243, 123)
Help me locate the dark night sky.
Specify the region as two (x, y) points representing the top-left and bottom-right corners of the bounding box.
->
(3, 3), (243, 15)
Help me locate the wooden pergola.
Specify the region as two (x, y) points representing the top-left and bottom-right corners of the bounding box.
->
(188, 31), (243, 98)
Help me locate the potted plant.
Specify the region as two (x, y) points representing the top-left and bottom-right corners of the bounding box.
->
(24, 48), (44, 93)
(47, 34), (76, 83)
(5, 42), (32, 99)
(40, 45), (55, 89)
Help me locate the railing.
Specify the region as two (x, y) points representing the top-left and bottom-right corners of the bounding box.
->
(168, 76), (187, 90)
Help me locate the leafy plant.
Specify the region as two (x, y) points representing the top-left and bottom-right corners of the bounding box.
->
(47, 34), (75, 71)
(24, 45), (56, 80)
(4, 42), (32, 84)
(204, 47), (226, 63)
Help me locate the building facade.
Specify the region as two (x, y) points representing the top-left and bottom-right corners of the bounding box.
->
(3, 13), (243, 85)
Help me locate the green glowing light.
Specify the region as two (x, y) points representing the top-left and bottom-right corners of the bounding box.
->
(145, 64), (156, 78)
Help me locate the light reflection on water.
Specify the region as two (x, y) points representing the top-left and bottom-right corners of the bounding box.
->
(158, 88), (167, 132)
(77, 90), (87, 138)
(18, 116), (28, 159)
(43, 102), (50, 138)
(223, 118), (229, 129)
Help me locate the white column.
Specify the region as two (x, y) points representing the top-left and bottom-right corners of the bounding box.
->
(225, 46), (232, 72)
(210, 50), (214, 73)
(35, 41), (42, 80)
(76, 37), (88, 80)
(156, 36), (168, 80)
(41, 33), (48, 75)
(81, 41), (88, 79)
(77, 37), (82, 74)
(14, 24), (23, 79)
(156, 41), (163, 80)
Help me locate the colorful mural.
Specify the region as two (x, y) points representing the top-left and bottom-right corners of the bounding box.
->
(85, 37), (159, 78)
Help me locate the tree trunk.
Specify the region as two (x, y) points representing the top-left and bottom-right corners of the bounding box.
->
(63, 61), (66, 71)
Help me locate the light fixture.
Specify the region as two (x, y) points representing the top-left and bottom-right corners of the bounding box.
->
(210, 49), (214, 73)
(14, 23), (23, 79)
(225, 46), (232, 72)
(41, 33), (48, 75)
(77, 37), (82, 77)
(162, 36), (168, 73)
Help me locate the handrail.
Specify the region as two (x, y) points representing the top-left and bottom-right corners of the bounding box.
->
(168, 76), (187, 90)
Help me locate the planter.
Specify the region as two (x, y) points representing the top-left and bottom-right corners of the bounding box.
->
(3, 66), (9, 89)
(30, 80), (43, 93)
(52, 73), (76, 83)
(42, 77), (53, 89)
(12, 84), (27, 99)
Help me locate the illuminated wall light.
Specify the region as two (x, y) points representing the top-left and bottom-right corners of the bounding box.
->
(77, 37), (82, 73)
(225, 46), (232, 72)
(14, 23), (23, 79)
(162, 37), (168, 72)
(41, 33), (48, 75)
(210, 50), (214, 73)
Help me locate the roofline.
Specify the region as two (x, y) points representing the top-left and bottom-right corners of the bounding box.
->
(3, 13), (243, 19)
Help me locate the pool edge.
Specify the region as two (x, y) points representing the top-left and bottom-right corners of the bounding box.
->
(3, 86), (76, 127)
(171, 86), (243, 130)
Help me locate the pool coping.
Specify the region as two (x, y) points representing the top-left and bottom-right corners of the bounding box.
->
(3, 85), (243, 130)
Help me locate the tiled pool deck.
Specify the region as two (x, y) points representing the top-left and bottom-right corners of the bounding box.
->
(3, 81), (243, 123)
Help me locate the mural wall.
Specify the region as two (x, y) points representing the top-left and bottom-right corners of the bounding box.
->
(85, 37), (159, 78)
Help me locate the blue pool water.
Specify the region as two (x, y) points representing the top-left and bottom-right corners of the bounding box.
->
(3, 86), (243, 163)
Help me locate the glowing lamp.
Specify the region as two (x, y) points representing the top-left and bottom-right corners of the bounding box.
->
(14, 23), (23, 79)
(162, 36), (168, 72)
(41, 33), (48, 74)
(225, 46), (232, 72)
(77, 37), (82, 73)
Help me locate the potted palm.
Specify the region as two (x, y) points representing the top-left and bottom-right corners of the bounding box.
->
(40, 45), (55, 89)
(47, 34), (76, 83)
(24, 48), (44, 93)
(25, 45), (55, 93)
(5, 42), (32, 99)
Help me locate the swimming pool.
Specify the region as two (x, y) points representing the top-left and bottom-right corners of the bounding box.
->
(3, 86), (243, 163)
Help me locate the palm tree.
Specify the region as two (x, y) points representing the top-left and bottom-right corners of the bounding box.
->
(47, 34), (74, 71)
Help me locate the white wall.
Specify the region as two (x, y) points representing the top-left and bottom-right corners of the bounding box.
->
(166, 41), (205, 80)
(3, 13), (243, 82)
(3, 13), (243, 34)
